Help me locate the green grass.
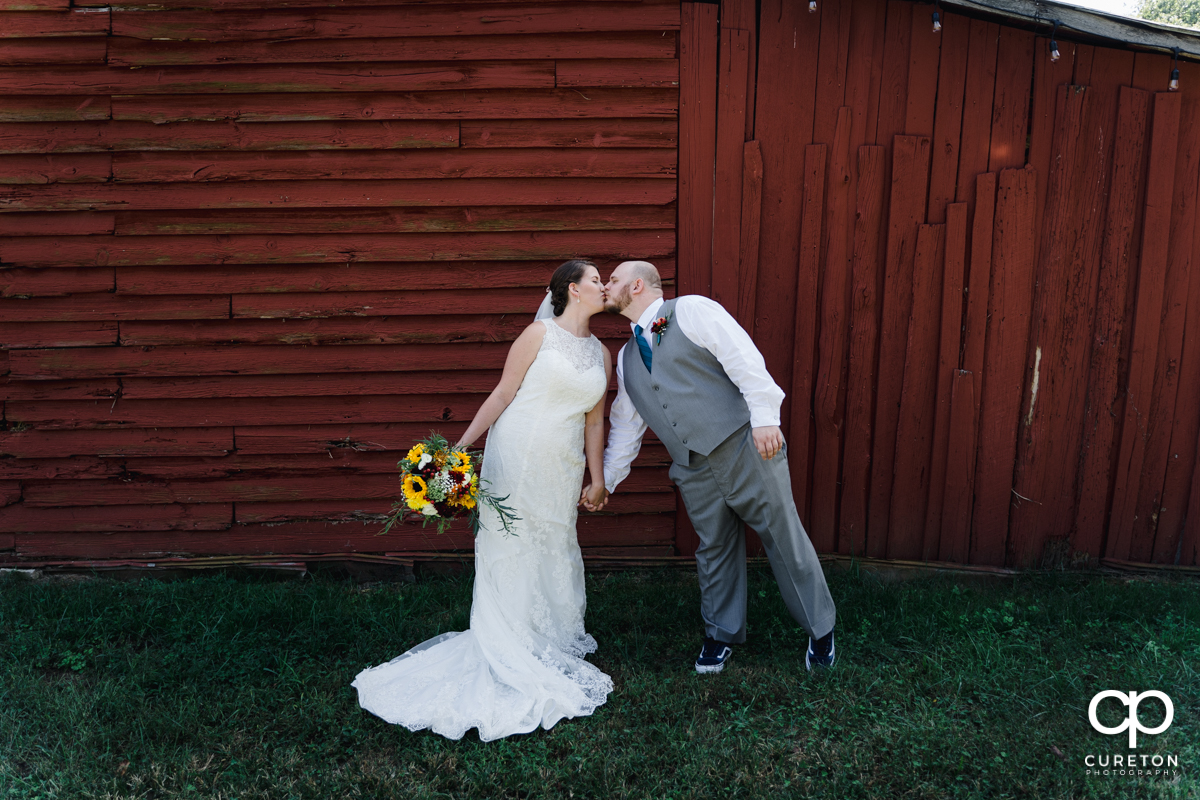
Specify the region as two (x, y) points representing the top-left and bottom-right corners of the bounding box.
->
(0, 564), (1197, 799)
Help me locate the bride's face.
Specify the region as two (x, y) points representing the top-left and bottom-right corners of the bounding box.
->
(572, 266), (606, 313)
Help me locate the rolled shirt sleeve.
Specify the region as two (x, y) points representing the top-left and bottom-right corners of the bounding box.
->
(674, 295), (785, 427)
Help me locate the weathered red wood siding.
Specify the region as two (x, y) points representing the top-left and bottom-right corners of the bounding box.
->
(0, 0), (680, 562)
(705, 0), (1200, 568)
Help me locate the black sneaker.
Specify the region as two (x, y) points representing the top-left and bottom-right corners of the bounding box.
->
(695, 636), (733, 674)
(806, 629), (835, 671)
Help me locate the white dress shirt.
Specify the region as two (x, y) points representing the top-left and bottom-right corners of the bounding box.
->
(602, 295), (786, 492)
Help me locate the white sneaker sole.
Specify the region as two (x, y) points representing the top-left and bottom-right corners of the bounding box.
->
(695, 661), (726, 674)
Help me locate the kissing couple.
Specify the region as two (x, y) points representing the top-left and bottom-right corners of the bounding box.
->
(352, 259), (838, 742)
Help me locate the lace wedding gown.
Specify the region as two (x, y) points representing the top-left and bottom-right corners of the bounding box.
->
(352, 318), (614, 741)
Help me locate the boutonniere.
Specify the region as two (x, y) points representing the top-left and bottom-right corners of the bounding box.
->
(649, 312), (673, 345)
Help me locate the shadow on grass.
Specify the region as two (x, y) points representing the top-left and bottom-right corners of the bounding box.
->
(0, 565), (1196, 799)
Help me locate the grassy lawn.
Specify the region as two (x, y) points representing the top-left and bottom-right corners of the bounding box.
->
(0, 563), (1197, 799)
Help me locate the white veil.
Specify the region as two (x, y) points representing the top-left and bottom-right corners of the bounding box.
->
(534, 288), (556, 321)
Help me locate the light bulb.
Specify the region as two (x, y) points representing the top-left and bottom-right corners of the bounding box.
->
(1050, 40), (1060, 62)
(808, 0), (817, 12)
(1170, 68), (1180, 91)
(932, 11), (941, 32)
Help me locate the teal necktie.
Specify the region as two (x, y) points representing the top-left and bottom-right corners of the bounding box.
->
(633, 324), (653, 372)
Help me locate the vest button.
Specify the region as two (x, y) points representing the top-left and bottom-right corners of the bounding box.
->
(682, 439), (688, 444)
(653, 386), (660, 391)
(662, 403), (667, 408)
(672, 422), (677, 427)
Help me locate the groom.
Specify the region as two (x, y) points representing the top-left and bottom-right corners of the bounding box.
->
(584, 260), (837, 673)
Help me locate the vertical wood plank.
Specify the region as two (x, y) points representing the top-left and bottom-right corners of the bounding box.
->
(813, 0), (852, 148)
(1156, 63), (1200, 563)
(1074, 86), (1150, 562)
(924, 202), (968, 559)
(811, 108), (852, 552)
(1107, 91), (1181, 561)
(753, 0), (821, 429)
(903, 1), (941, 139)
(789, 145), (827, 522)
(839, 144), (885, 556)
(711, 27), (751, 315)
(866, 133), (930, 557)
(940, 368), (977, 562)
(971, 165), (1038, 566)
(844, 0), (886, 156)
(888, 222), (945, 560)
(873, 0), (913, 149)
(1009, 84), (1109, 568)
(926, 12), (968, 224)
(736, 139), (763, 334)
(988, 27), (1035, 173)
(1133, 85), (1199, 563)
(677, 2), (719, 298)
(1027, 36), (1076, 269)
(955, 19), (1000, 208)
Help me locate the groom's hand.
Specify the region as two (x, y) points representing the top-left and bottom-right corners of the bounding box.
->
(752, 426), (784, 460)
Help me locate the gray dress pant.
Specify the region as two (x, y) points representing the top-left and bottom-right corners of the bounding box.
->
(669, 423), (836, 644)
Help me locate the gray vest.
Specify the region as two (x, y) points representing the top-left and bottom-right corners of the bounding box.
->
(623, 297), (752, 465)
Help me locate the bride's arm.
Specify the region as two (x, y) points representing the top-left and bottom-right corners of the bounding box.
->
(456, 322), (546, 448)
(581, 345), (613, 509)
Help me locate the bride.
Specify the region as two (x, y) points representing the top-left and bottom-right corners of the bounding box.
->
(352, 259), (614, 741)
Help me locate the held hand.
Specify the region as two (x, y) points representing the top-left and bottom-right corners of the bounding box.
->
(579, 483), (609, 511)
(751, 425), (784, 460)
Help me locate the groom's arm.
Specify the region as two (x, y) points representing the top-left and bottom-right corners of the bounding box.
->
(601, 343), (648, 494)
(674, 295), (785, 429)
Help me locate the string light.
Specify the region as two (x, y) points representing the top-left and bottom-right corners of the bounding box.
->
(1170, 47), (1180, 91)
(1049, 20), (1061, 62)
(808, 0), (817, 12)
(932, 10), (942, 32)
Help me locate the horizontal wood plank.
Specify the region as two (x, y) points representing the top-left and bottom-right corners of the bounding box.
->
(0, 120), (460, 153)
(0, 502), (232, 531)
(0, 178), (678, 212)
(0, 0), (71, 10)
(0, 95), (110, 122)
(6, 394), (488, 428)
(0, 426), (234, 457)
(4, 230), (675, 267)
(1, 9), (109, 37)
(120, 370), (503, 398)
(0, 37), (107, 65)
(0, 211), (114, 236)
(0, 293), (229, 321)
(0, 60), (556, 94)
(0, 321), (118, 348)
(110, 89), (679, 124)
(2, 266), (114, 296)
(556, 59), (679, 87)
(10, 341), (499, 380)
(113, 258), (675, 294)
(117, 312), (636, 345)
(460, 118), (677, 148)
(111, 3), (679, 42)
(1, 378), (118, 401)
(112, 205), (676, 235)
(0, 456), (124, 481)
(108, 31), (676, 67)
(110, 148), (676, 183)
(0, 153), (110, 184)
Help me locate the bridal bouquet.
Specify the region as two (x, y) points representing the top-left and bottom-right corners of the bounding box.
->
(379, 432), (518, 536)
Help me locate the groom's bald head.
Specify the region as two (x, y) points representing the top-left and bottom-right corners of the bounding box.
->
(603, 260), (664, 320)
(619, 260), (662, 291)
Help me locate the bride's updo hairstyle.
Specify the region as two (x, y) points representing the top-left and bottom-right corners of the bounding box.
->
(548, 259), (596, 316)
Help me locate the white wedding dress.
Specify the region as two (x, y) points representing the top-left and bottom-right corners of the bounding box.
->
(352, 317), (614, 741)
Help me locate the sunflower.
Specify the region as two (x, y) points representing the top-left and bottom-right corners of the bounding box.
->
(402, 474), (428, 511)
(404, 443), (426, 464)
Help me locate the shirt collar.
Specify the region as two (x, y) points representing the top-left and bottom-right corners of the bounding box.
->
(633, 297), (666, 333)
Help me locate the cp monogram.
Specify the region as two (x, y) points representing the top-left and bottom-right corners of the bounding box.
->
(1088, 690), (1174, 748)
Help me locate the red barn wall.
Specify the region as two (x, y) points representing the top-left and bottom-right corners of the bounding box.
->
(681, 0), (1200, 568)
(0, 0), (680, 564)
